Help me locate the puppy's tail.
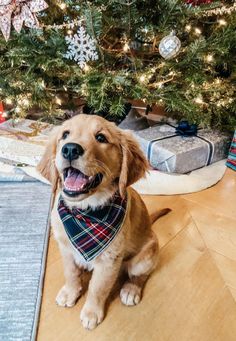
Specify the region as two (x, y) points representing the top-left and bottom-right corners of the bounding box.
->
(150, 208), (171, 224)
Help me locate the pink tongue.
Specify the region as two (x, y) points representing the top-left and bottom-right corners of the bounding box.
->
(64, 170), (88, 191)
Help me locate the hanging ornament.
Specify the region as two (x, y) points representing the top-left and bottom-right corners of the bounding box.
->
(0, 102), (6, 123)
(184, 0), (213, 5)
(159, 31), (181, 60)
(65, 26), (99, 69)
(0, 0), (48, 41)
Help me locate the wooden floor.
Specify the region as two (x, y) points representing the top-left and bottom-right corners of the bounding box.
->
(37, 169), (236, 341)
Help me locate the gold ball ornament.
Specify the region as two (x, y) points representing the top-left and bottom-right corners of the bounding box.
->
(159, 31), (181, 60)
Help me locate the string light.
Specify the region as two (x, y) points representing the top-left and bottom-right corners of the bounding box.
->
(22, 98), (29, 107)
(123, 42), (130, 52)
(139, 75), (146, 83)
(15, 106), (21, 113)
(55, 97), (62, 105)
(194, 96), (204, 104)
(185, 25), (191, 32)
(194, 28), (202, 35)
(205, 54), (214, 63)
(83, 63), (90, 72)
(41, 80), (46, 88)
(5, 98), (13, 105)
(67, 30), (73, 35)
(218, 19), (227, 26)
(58, 2), (67, 10)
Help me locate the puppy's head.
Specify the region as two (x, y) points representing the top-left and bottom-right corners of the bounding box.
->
(37, 114), (149, 204)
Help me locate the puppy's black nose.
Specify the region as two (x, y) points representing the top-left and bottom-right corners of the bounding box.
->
(62, 143), (84, 161)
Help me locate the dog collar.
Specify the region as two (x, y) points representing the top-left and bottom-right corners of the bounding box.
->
(57, 192), (128, 262)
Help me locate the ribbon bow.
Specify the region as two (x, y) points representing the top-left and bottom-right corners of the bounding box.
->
(175, 121), (198, 137)
(0, 0), (48, 41)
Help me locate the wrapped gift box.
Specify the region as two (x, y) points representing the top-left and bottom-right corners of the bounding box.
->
(133, 123), (231, 173)
(0, 119), (53, 166)
(226, 131), (236, 171)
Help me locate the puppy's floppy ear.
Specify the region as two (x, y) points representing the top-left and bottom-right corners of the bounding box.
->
(37, 127), (60, 194)
(119, 131), (149, 197)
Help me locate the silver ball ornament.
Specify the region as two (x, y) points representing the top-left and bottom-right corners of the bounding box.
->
(159, 31), (181, 60)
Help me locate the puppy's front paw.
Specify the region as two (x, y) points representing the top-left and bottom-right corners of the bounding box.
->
(120, 282), (141, 306)
(56, 285), (81, 307)
(80, 304), (104, 330)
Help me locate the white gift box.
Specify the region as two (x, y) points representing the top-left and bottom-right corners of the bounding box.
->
(0, 119), (53, 166)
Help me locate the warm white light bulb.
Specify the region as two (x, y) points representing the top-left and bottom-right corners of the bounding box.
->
(218, 19), (227, 26)
(139, 75), (146, 83)
(59, 3), (66, 10)
(15, 106), (21, 113)
(185, 25), (191, 32)
(194, 28), (202, 35)
(83, 63), (90, 72)
(6, 98), (13, 105)
(205, 54), (214, 63)
(194, 96), (203, 104)
(67, 30), (73, 35)
(22, 98), (29, 106)
(123, 43), (130, 52)
(55, 97), (62, 105)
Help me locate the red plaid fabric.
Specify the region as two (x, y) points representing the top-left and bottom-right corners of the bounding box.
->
(58, 192), (127, 262)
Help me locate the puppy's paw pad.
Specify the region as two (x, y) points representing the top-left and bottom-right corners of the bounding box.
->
(80, 306), (104, 330)
(56, 285), (81, 307)
(120, 283), (141, 306)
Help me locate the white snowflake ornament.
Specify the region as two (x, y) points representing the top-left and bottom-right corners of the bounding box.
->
(65, 26), (99, 68)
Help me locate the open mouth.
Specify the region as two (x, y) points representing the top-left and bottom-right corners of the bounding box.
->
(63, 167), (103, 197)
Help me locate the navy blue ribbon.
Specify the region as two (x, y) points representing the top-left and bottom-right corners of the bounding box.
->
(175, 121), (198, 137)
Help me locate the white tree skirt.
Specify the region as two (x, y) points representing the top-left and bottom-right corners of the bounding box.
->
(132, 160), (226, 195)
(17, 160), (227, 196)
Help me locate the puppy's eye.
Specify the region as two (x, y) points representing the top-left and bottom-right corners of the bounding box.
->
(95, 133), (108, 143)
(62, 130), (70, 139)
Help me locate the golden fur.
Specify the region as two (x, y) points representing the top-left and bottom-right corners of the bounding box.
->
(37, 114), (160, 330)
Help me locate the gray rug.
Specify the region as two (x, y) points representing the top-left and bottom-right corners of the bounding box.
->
(0, 182), (51, 341)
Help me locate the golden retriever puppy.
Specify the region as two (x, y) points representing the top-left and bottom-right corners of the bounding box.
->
(37, 114), (164, 330)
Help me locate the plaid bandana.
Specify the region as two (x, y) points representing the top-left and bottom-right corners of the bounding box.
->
(58, 192), (128, 262)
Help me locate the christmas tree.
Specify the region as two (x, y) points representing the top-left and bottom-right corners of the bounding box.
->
(0, 0), (235, 130)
